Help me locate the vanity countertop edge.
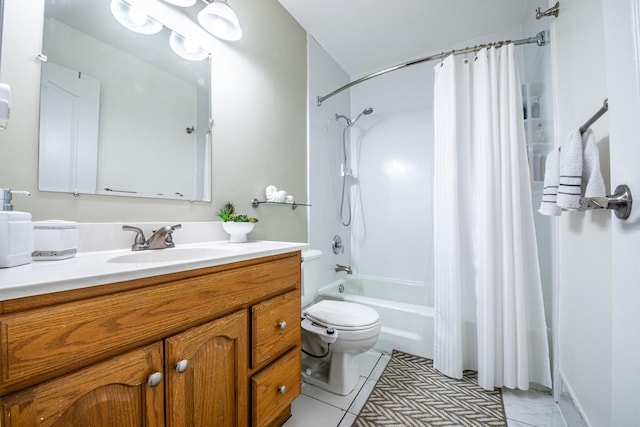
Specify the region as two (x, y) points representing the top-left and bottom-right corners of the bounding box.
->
(0, 240), (308, 302)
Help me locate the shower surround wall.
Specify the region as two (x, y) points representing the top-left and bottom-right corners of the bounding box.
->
(308, 38), (436, 285)
(307, 37), (351, 285)
(348, 64), (433, 283)
(347, 26), (525, 284)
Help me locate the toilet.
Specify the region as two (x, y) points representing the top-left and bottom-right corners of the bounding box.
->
(301, 249), (381, 395)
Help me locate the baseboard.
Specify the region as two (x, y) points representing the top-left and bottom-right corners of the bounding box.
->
(557, 370), (590, 427)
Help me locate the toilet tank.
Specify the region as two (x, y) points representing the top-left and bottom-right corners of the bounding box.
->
(301, 249), (322, 308)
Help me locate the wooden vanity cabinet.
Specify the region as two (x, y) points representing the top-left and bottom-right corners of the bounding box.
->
(0, 252), (302, 427)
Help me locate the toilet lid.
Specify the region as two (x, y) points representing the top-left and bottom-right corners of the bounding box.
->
(304, 300), (380, 329)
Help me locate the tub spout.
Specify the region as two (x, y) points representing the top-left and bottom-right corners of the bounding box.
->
(335, 264), (352, 274)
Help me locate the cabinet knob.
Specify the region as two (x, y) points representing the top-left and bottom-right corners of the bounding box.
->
(147, 372), (163, 387)
(278, 385), (287, 394)
(175, 359), (189, 374)
(278, 321), (287, 330)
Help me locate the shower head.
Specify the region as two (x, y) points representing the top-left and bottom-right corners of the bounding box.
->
(335, 107), (374, 128)
(351, 107), (374, 127)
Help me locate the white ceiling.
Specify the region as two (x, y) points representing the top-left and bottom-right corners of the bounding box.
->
(277, 0), (529, 78)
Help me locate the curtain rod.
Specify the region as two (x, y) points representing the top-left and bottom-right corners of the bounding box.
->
(316, 30), (548, 106)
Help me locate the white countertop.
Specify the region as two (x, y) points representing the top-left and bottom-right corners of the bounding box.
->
(0, 240), (307, 301)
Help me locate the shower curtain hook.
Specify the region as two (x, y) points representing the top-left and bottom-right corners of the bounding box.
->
(440, 51), (445, 67)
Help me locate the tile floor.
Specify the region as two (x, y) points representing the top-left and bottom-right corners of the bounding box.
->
(283, 350), (568, 427)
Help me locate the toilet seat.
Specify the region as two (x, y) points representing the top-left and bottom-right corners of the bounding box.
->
(304, 300), (380, 331)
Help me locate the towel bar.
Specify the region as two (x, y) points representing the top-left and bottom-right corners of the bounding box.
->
(579, 184), (632, 220)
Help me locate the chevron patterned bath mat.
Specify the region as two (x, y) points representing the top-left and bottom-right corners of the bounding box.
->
(354, 350), (506, 426)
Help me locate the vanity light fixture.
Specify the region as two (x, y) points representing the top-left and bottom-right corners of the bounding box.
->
(197, 0), (243, 41)
(169, 31), (209, 61)
(162, 0), (197, 6)
(110, 0), (163, 35)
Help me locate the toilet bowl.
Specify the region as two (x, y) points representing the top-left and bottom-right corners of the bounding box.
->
(301, 250), (381, 395)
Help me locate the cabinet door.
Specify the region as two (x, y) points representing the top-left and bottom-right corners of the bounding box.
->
(0, 342), (164, 427)
(165, 309), (249, 427)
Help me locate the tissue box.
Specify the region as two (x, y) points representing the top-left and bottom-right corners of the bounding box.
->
(32, 220), (79, 261)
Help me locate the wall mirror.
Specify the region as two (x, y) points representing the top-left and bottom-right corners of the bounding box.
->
(39, 0), (212, 201)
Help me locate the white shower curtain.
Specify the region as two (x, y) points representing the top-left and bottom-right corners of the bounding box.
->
(433, 45), (551, 391)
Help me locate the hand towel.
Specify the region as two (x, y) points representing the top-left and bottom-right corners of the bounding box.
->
(538, 146), (561, 216)
(274, 190), (287, 202)
(581, 129), (606, 199)
(265, 185), (277, 201)
(557, 129), (583, 209)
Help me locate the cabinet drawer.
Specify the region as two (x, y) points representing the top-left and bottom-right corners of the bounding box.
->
(252, 290), (300, 369)
(251, 347), (301, 427)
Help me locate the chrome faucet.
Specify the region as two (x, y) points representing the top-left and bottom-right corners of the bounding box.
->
(123, 224), (182, 251)
(335, 264), (352, 275)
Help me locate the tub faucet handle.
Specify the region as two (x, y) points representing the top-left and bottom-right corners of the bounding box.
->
(332, 235), (344, 254)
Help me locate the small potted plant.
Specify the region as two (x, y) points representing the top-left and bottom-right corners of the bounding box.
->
(217, 201), (258, 242)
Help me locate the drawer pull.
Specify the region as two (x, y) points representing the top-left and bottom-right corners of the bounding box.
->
(175, 359), (189, 373)
(278, 385), (287, 394)
(278, 320), (287, 330)
(148, 372), (163, 387)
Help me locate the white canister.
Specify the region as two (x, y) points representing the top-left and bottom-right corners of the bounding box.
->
(32, 220), (79, 260)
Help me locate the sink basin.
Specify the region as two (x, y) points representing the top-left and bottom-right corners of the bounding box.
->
(108, 247), (229, 264)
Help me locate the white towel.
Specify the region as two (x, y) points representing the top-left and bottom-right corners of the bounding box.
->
(265, 185), (277, 201)
(557, 129), (583, 209)
(581, 129), (606, 199)
(274, 190), (287, 202)
(538, 147), (561, 216)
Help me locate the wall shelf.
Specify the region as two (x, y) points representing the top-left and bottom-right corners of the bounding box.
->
(251, 198), (311, 210)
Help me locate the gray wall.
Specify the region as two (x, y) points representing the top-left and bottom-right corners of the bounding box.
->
(0, 0), (308, 243)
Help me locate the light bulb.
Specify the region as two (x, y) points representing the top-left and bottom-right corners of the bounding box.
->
(169, 31), (209, 61)
(197, 2), (242, 41)
(210, 17), (231, 36)
(128, 5), (148, 26)
(110, 0), (163, 35)
(182, 38), (199, 54)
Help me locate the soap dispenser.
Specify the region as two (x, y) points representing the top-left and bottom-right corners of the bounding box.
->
(0, 189), (34, 268)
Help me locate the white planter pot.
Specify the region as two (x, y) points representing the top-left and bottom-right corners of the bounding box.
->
(222, 222), (255, 243)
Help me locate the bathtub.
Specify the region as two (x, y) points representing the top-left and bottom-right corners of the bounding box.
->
(316, 276), (434, 359)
